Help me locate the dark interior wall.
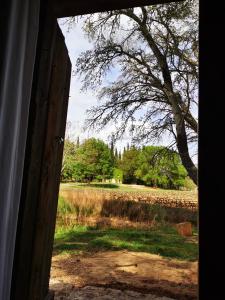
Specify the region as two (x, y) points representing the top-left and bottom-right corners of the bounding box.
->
(198, 1), (225, 299)
(53, 0), (182, 17)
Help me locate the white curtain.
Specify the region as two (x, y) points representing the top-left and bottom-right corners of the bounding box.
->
(0, 0), (39, 299)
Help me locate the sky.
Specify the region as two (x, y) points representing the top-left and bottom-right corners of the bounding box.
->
(58, 18), (134, 152)
(57, 17), (197, 163)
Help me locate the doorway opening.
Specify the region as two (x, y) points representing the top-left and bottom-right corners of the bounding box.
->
(50, 1), (198, 299)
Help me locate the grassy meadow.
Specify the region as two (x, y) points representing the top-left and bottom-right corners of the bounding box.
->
(54, 183), (198, 261)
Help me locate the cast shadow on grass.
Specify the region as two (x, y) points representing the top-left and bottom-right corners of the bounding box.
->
(54, 226), (198, 261)
(90, 183), (119, 189)
(100, 199), (198, 225)
(71, 183), (119, 189)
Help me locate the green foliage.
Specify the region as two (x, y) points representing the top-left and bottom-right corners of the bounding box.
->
(182, 177), (197, 190)
(61, 138), (191, 189)
(118, 145), (188, 189)
(61, 138), (114, 182)
(73, 138), (113, 182)
(135, 146), (188, 189)
(119, 146), (140, 184)
(57, 196), (72, 214)
(62, 138), (114, 182)
(61, 140), (77, 181)
(90, 183), (119, 189)
(113, 168), (123, 183)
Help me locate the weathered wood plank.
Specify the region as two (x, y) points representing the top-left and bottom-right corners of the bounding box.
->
(27, 25), (71, 300)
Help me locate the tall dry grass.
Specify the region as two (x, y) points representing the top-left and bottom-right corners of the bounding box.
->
(59, 189), (106, 217)
(57, 189), (197, 227)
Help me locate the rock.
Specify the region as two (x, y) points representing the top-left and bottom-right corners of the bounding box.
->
(175, 222), (192, 237)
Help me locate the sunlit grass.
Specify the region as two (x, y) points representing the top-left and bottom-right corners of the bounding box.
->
(54, 225), (198, 261)
(60, 182), (197, 201)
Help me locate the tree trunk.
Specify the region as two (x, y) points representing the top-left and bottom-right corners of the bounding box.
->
(176, 121), (198, 185)
(169, 94), (198, 185)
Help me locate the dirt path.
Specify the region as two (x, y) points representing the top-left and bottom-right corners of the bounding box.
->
(50, 250), (197, 300)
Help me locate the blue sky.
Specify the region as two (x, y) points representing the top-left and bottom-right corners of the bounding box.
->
(58, 18), (135, 152)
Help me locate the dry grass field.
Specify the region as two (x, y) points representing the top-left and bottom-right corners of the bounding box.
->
(58, 184), (198, 226)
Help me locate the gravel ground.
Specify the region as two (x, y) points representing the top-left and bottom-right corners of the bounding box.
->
(52, 285), (175, 300)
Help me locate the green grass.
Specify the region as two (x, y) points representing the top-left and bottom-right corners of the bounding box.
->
(57, 196), (73, 214)
(54, 225), (198, 261)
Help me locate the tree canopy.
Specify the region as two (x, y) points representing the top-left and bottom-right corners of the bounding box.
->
(61, 138), (114, 182)
(61, 137), (194, 189)
(135, 146), (188, 189)
(61, 139), (77, 181)
(73, 0), (198, 184)
(117, 145), (189, 189)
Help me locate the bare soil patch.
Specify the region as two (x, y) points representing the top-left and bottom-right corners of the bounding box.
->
(50, 250), (197, 300)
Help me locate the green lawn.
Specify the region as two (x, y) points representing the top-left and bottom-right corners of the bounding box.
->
(54, 225), (198, 261)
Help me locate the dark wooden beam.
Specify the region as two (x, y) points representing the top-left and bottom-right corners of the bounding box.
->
(53, 0), (183, 18)
(11, 3), (71, 299)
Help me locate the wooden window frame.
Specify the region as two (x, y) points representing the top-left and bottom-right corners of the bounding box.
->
(11, 1), (225, 300)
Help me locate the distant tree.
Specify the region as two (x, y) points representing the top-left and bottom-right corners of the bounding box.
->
(61, 139), (77, 181)
(73, 138), (114, 182)
(118, 151), (122, 161)
(135, 146), (188, 189)
(123, 146), (126, 157)
(110, 137), (115, 166)
(114, 147), (118, 159)
(113, 168), (123, 183)
(114, 147), (119, 167)
(76, 136), (80, 148)
(119, 146), (140, 183)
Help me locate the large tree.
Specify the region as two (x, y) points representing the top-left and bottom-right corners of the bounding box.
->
(73, 138), (114, 182)
(74, 0), (198, 184)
